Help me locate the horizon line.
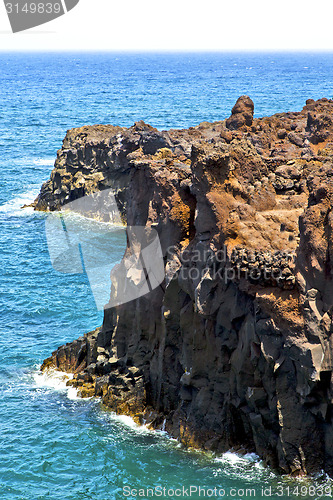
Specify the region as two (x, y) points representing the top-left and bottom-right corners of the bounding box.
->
(1, 48), (333, 54)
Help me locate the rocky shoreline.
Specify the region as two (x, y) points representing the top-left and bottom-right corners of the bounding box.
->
(37, 96), (333, 476)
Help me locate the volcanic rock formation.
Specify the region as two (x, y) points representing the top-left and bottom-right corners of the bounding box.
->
(37, 97), (333, 476)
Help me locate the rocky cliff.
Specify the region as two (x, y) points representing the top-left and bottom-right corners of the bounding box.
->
(37, 97), (333, 477)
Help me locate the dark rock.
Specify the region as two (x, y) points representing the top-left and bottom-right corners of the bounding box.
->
(226, 95), (254, 130)
(288, 131), (304, 147)
(277, 128), (287, 139)
(39, 97), (333, 477)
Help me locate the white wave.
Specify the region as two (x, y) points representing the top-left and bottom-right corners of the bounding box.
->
(33, 158), (55, 166)
(67, 386), (81, 400)
(33, 368), (99, 401)
(0, 188), (39, 216)
(110, 413), (151, 433)
(216, 450), (260, 466)
(244, 452), (260, 462)
(108, 413), (176, 441)
(33, 368), (79, 399)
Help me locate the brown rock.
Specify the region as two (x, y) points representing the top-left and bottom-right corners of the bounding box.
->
(38, 97), (333, 477)
(226, 95), (254, 130)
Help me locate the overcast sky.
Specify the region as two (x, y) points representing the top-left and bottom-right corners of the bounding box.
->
(0, 0), (332, 51)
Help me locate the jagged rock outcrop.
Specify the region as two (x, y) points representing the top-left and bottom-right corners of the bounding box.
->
(39, 97), (333, 477)
(33, 121), (197, 217)
(226, 95), (254, 130)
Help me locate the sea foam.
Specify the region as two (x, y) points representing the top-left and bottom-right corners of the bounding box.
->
(33, 368), (79, 399)
(0, 188), (39, 216)
(33, 158), (55, 166)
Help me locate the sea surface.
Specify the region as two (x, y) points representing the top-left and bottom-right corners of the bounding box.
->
(0, 52), (333, 500)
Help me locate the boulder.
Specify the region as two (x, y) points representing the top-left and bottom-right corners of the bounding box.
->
(226, 95), (254, 130)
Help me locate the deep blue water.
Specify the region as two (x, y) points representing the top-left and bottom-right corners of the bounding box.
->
(1, 53), (333, 500)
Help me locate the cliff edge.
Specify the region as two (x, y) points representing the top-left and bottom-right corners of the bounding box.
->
(37, 97), (333, 476)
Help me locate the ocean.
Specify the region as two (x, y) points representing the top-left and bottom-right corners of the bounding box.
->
(0, 52), (333, 500)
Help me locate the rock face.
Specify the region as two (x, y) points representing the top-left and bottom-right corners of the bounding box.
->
(38, 97), (333, 477)
(33, 121), (197, 217)
(226, 95), (254, 130)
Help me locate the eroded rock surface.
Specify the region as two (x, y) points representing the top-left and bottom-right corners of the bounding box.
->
(39, 97), (333, 476)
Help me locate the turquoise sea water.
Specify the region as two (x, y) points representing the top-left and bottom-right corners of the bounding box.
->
(1, 53), (333, 500)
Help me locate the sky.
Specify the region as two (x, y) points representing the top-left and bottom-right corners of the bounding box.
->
(0, 0), (332, 51)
